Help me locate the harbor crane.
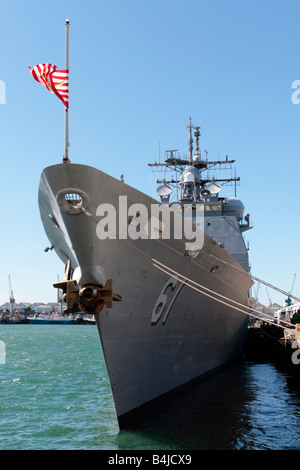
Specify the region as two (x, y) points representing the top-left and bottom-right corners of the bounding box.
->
(286, 273), (297, 306)
(8, 275), (15, 313)
(265, 287), (272, 307)
(254, 281), (261, 305)
(57, 274), (63, 313)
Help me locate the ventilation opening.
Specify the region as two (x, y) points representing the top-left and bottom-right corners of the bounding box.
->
(48, 214), (60, 228)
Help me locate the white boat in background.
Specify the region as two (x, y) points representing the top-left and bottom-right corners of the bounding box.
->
(27, 313), (77, 324)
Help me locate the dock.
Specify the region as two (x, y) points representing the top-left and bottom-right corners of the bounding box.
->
(244, 321), (300, 371)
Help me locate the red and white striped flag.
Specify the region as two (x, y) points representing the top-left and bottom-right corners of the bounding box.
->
(28, 63), (69, 109)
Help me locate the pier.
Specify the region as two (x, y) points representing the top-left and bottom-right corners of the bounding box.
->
(245, 321), (300, 372)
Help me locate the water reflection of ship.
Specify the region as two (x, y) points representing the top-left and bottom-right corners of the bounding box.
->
(115, 360), (258, 450)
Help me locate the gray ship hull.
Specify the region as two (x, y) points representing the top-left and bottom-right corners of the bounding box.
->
(38, 163), (252, 426)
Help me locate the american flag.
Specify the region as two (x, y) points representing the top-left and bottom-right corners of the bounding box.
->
(28, 63), (69, 109)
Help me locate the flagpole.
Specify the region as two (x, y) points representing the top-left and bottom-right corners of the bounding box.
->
(63, 18), (70, 163)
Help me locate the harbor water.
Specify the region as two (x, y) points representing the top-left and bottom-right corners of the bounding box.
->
(1, 324), (300, 451)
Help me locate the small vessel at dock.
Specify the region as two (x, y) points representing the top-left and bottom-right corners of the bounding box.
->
(274, 302), (300, 327)
(0, 312), (29, 324)
(245, 304), (300, 369)
(27, 313), (78, 324)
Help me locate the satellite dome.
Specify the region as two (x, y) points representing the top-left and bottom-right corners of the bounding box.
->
(180, 166), (200, 183)
(193, 154), (201, 164)
(224, 197), (244, 220)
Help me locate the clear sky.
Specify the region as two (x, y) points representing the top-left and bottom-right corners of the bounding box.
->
(0, 0), (299, 307)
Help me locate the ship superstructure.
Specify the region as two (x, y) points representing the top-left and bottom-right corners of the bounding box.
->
(149, 118), (252, 270)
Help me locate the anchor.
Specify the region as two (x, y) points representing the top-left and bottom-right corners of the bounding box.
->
(54, 260), (122, 315)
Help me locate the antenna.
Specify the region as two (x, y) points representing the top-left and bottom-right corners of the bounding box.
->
(194, 126), (201, 156)
(234, 166), (236, 197)
(187, 116), (193, 163)
(8, 275), (15, 314)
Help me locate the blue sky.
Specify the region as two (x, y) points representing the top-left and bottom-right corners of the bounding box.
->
(0, 0), (299, 307)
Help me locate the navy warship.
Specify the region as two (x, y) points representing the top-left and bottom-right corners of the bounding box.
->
(38, 117), (253, 426)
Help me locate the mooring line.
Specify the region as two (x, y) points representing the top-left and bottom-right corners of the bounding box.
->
(80, 205), (295, 329)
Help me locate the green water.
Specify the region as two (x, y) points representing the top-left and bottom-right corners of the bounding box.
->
(1, 324), (300, 450)
(0, 324), (118, 450)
